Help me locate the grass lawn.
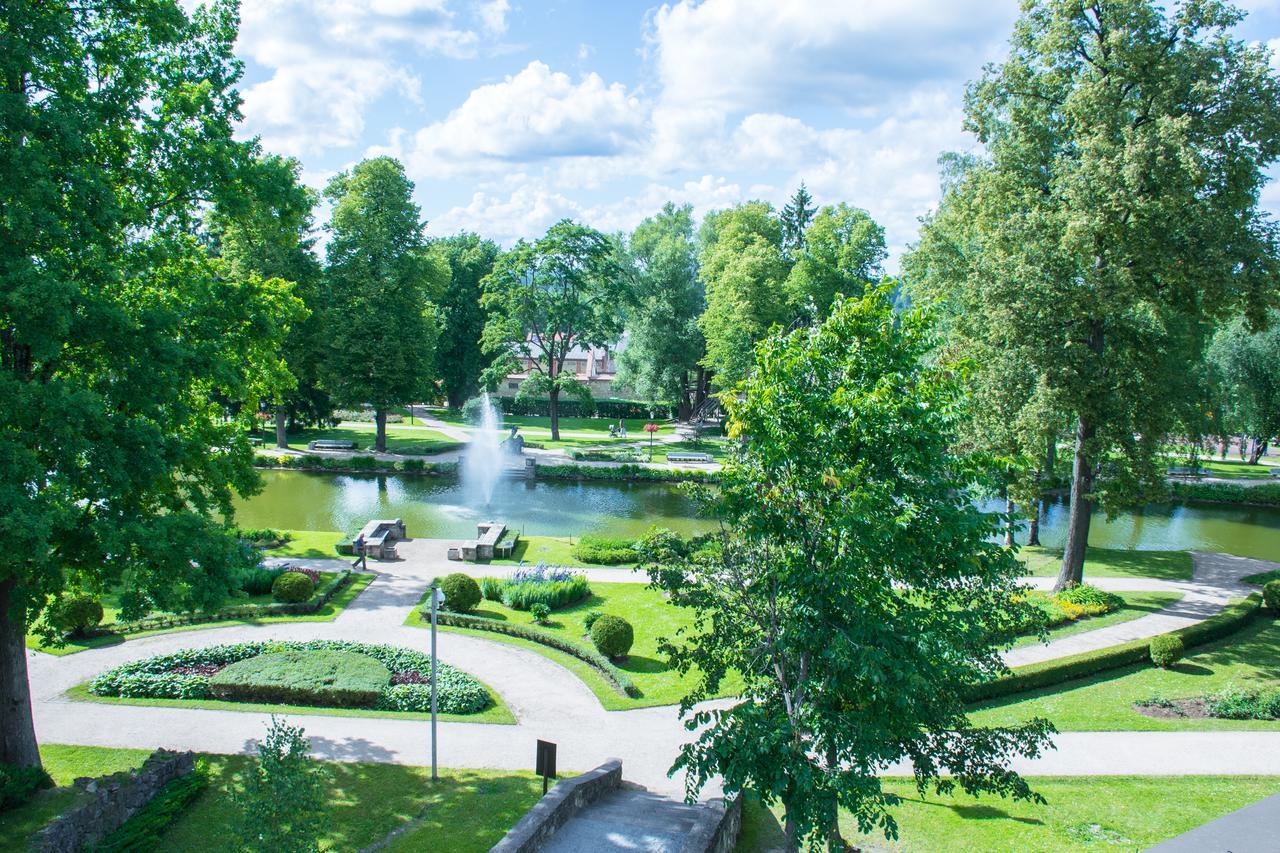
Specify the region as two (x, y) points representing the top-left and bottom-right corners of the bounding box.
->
(263, 529), (344, 558)
(407, 582), (741, 709)
(1019, 546), (1193, 580)
(489, 535), (639, 568)
(737, 776), (1280, 853)
(284, 423), (462, 456)
(28, 573), (374, 656)
(971, 614), (1280, 731)
(0, 745), (541, 852)
(1166, 455), (1279, 479)
(1011, 591), (1184, 649)
(66, 679), (515, 725)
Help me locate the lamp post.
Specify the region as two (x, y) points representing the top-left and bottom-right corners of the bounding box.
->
(429, 583), (446, 781)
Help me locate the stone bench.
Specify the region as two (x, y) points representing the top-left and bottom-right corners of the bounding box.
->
(668, 452), (714, 463)
(308, 439), (356, 451)
(356, 518), (406, 559)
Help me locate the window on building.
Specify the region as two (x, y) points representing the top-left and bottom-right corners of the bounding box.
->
(508, 382), (518, 390)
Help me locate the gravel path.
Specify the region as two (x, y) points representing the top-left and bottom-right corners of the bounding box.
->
(25, 547), (1280, 795)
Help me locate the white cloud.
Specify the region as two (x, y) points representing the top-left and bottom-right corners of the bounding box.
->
(384, 62), (647, 177)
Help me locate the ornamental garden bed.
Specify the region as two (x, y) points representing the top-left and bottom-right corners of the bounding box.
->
(81, 640), (509, 722)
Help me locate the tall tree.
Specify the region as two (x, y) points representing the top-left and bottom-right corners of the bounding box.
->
(208, 154), (324, 448)
(1208, 312), (1280, 464)
(784, 202), (887, 320)
(480, 220), (630, 441)
(779, 181), (817, 258)
(322, 157), (445, 451)
(919, 0), (1280, 588)
(617, 203), (705, 416)
(648, 289), (1052, 850)
(431, 234), (499, 409)
(697, 202), (789, 390)
(0, 0), (299, 767)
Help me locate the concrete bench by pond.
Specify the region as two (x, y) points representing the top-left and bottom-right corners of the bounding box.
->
(355, 518), (406, 560)
(308, 439), (356, 451)
(668, 452), (714, 463)
(1168, 466), (1204, 479)
(451, 521), (518, 561)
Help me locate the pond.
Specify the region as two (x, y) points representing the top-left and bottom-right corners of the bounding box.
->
(235, 470), (1280, 559)
(233, 470), (710, 540)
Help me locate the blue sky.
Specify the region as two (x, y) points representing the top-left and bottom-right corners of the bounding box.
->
(230, 0), (1280, 268)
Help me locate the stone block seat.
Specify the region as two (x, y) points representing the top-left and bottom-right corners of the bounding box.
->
(356, 518), (406, 560)
(308, 439), (356, 451)
(452, 521), (518, 562)
(667, 451), (714, 464)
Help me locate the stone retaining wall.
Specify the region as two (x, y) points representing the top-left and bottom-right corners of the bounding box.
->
(33, 748), (195, 853)
(489, 759), (623, 853)
(682, 795), (743, 853)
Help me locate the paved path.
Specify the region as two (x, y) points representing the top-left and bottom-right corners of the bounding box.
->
(1148, 790), (1280, 852)
(24, 548), (1280, 796)
(541, 786), (712, 853)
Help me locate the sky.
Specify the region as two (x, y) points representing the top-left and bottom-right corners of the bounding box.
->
(230, 0), (1280, 270)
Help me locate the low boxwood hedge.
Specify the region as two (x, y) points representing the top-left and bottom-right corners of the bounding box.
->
(434, 611), (640, 698)
(969, 594), (1262, 702)
(1169, 481), (1280, 507)
(88, 639), (490, 714)
(209, 649), (390, 707)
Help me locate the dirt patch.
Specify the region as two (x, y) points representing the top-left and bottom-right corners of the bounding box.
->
(1134, 698), (1210, 719)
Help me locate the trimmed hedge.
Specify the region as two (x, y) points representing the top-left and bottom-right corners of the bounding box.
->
(571, 536), (638, 566)
(94, 768), (207, 853)
(1150, 634), (1185, 668)
(1169, 481), (1280, 507)
(591, 615), (634, 659)
(271, 571), (314, 603)
(209, 649), (391, 708)
(439, 573), (482, 614)
(255, 454), (718, 484)
(496, 397), (672, 420)
(48, 595), (104, 637)
(89, 639), (491, 714)
(1264, 580), (1280, 614)
(434, 611), (641, 698)
(536, 462), (717, 484)
(969, 594), (1262, 703)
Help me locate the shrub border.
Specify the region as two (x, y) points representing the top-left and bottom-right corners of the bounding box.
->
(433, 611), (641, 698)
(969, 594), (1263, 702)
(253, 455), (718, 484)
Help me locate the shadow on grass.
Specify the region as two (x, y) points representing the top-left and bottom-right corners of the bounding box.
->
(615, 654), (670, 675)
(907, 797), (1044, 825)
(1168, 662), (1214, 676)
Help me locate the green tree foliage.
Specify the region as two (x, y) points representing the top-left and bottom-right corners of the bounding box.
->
(0, 0), (297, 767)
(480, 220), (630, 440)
(911, 0), (1280, 588)
(650, 289), (1053, 850)
(779, 182), (817, 258)
(784, 202), (886, 320)
(322, 158), (446, 450)
(617, 203), (705, 415)
(232, 717), (328, 853)
(431, 233), (499, 409)
(208, 154), (326, 446)
(697, 202), (789, 390)
(1208, 312), (1280, 463)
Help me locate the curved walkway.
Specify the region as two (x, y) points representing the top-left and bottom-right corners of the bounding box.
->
(25, 549), (1280, 795)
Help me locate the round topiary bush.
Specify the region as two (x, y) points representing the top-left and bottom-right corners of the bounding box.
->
(590, 615), (634, 660)
(1264, 579), (1280, 615)
(530, 603), (551, 624)
(1150, 634), (1185, 668)
(48, 595), (104, 637)
(439, 573), (481, 614)
(272, 571), (315, 604)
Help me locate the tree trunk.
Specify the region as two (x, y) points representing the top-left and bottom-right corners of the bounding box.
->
(694, 366), (708, 410)
(1028, 500), (1042, 547)
(783, 804), (800, 853)
(1045, 433), (1057, 478)
(548, 387), (561, 442)
(1056, 415), (1096, 590)
(0, 579), (40, 769)
(677, 371), (692, 421)
(274, 407), (288, 449)
(374, 408), (387, 453)
(1247, 437), (1266, 465)
(1003, 490), (1016, 548)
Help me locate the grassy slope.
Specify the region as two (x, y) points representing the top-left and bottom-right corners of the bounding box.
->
(28, 574), (374, 657)
(1010, 591), (1184, 649)
(264, 529), (345, 558)
(972, 615), (1280, 731)
(0, 745), (541, 853)
(1019, 546), (1193, 580)
(407, 582), (742, 709)
(1165, 455), (1279, 479)
(737, 777), (1280, 853)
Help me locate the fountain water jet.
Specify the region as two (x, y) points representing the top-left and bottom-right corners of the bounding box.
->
(461, 392), (504, 508)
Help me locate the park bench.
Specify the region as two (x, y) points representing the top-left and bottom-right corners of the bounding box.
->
(667, 452), (714, 464)
(248, 436), (262, 446)
(308, 439), (356, 451)
(355, 518), (406, 560)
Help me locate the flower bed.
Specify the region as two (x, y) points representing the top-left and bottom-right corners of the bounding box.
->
(88, 640), (490, 714)
(478, 565), (590, 611)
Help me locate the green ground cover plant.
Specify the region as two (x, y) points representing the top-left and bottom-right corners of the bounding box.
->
(1009, 592), (1183, 649)
(490, 536), (643, 568)
(736, 777), (1280, 853)
(0, 745), (541, 852)
(1019, 547), (1193, 580)
(210, 650), (391, 707)
(971, 606), (1280, 731)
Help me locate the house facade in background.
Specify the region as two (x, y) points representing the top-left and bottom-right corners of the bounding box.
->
(497, 338), (629, 400)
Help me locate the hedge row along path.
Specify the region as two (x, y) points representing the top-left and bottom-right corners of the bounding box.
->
(25, 540), (1280, 797)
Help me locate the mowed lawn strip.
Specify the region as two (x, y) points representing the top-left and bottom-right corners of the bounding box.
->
(971, 614), (1280, 731)
(1010, 591), (1185, 649)
(263, 529), (345, 558)
(736, 776), (1280, 853)
(1019, 546), (1193, 580)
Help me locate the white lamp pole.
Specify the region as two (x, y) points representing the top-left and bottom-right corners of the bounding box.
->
(429, 583), (445, 781)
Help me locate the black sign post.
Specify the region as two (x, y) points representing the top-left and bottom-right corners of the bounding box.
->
(535, 739), (557, 795)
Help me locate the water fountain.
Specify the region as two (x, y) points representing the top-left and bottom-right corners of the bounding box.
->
(461, 392), (504, 508)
